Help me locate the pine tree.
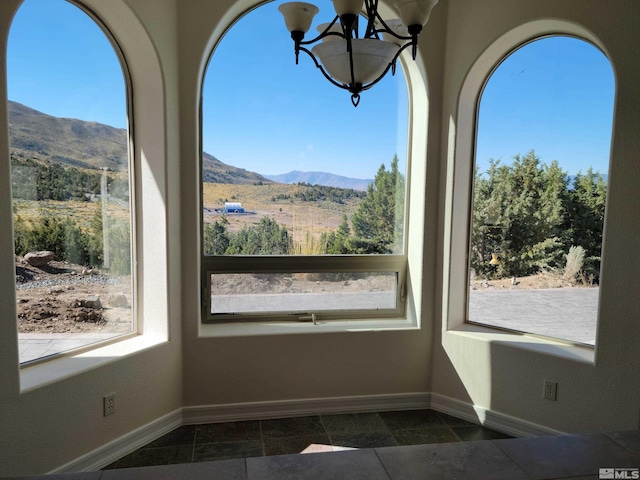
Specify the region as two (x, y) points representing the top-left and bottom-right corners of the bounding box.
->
(204, 216), (230, 255)
(471, 151), (568, 277)
(350, 155), (405, 254)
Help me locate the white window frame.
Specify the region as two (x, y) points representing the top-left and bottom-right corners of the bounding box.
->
(444, 21), (612, 362)
(203, 255), (408, 324)
(10, 0), (139, 368)
(198, 7), (429, 333)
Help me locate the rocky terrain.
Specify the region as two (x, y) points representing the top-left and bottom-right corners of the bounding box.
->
(15, 254), (132, 334)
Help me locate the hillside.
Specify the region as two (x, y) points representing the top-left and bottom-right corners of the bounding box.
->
(8, 100), (270, 184)
(264, 170), (372, 191)
(8, 100), (128, 171)
(202, 152), (271, 185)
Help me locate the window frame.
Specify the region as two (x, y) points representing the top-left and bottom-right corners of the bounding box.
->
(10, 0), (139, 367)
(444, 27), (614, 355)
(202, 255), (408, 324)
(198, 5), (429, 329)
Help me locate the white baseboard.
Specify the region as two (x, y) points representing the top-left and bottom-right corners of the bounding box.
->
(182, 392), (432, 425)
(51, 408), (183, 473)
(430, 393), (566, 438)
(52, 392), (565, 473)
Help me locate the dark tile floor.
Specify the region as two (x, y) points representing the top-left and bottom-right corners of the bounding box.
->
(104, 409), (511, 469)
(6, 415), (640, 480)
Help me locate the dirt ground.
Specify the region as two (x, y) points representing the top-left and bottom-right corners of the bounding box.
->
(210, 272), (396, 295)
(15, 256), (591, 334)
(470, 271), (592, 290)
(15, 258), (132, 334)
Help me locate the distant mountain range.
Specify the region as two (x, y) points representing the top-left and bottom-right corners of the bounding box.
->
(8, 100), (270, 185)
(8, 101), (375, 190)
(264, 171), (372, 191)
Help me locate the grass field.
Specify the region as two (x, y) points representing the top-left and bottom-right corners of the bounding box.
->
(13, 198), (129, 232)
(12, 183), (363, 249)
(203, 183), (363, 244)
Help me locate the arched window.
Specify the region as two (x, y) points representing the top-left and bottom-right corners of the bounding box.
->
(200, 2), (420, 325)
(467, 36), (614, 346)
(8, 0), (134, 364)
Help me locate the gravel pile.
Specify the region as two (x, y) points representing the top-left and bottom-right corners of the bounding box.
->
(16, 275), (125, 290)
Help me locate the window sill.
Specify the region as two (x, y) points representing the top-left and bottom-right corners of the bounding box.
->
(445, 323), (595, 365)
(199, 317), (419, 338)
(20, 334), (168, 393)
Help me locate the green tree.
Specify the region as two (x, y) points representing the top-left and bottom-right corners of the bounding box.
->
(106, 219), (131, 275)
(88, 206), (104, 266)
(350, 155), (405, 254)
(17, 215), (92, 265)
(322, 214), (351, 254)
(226, 216), (292, 255)
(204, 217), (230, 255)
(471, 151), (568, 277)
(563, 168), (607, 280)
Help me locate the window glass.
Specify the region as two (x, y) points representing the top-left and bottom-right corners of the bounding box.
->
(210, 272), (398, 317)
(202, 2), (411, 322)
(202, 2), (409, 257)
(8, 0), (134, 364)
(469, 36), (614, 345)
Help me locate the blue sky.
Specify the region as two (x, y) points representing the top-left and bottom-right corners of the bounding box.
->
(7, 0), (126, 129)
(7, 0), (614, 179)
(476, 36), (614, 176)
(201, 2), (408, 179)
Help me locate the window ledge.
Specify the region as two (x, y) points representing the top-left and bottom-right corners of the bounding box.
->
(445, 323), (595, 365)
(20, 334), (168, 393)
(199, 317), (419, 338)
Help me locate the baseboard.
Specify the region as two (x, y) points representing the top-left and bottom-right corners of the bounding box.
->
(50, 408), (183, 473)
(430, 393), (566, 438)
(182, 392), (432, 425)
(52, 392), (565, 472)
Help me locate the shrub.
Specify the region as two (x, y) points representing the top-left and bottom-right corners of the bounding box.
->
(563, 245), (586, 282)
(13, 210), (131, 274)
(15, 215), (93, 265)
(105, 220), (131, 275)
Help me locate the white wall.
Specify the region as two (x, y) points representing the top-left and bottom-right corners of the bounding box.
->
(1, 0), (640, 475)
(176, 0), (440, 409)
(433, 0), (640, 433)
(0, 0), (183, 475)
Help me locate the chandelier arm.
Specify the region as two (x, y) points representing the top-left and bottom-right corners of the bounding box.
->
(391, 39), (415, 63)
(372, 26), (412, 41)
(298, 31), (345, 46)
(353, 13), (359, 38)
(297, 46), (352, 91)
(369, 14), (422, 45)
(299, 16), (346, 46)
(364, 1), (412, 42)
(363, 0), (378, 38)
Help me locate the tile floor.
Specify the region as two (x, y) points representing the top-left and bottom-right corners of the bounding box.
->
(6, 411), (640, 479)
(104, 409), (511, 469)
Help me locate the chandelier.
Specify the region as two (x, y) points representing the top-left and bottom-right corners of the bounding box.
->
(278, 0), (438, 106)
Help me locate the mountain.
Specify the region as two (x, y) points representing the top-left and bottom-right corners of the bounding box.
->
(202, 152), (271, 185)
(8, 100), (271, 184)
(8, 100), (128, 171)
(263, 171), (372, 191)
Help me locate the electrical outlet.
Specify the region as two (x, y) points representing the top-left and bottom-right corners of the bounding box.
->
(103, 392), (116, 416)
(543, 380), (557, 401)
